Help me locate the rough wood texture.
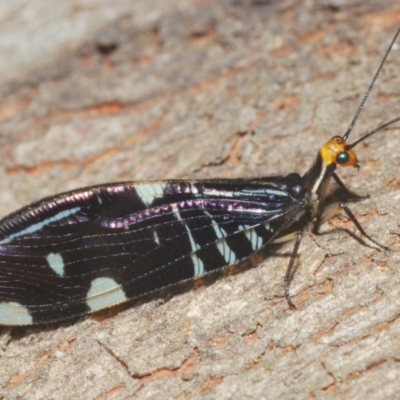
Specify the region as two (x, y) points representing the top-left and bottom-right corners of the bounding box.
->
(1, 1), (400, 399)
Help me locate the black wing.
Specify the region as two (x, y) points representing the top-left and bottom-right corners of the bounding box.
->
(0, 174), (308, 325)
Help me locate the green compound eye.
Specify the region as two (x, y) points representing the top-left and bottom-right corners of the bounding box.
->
(337, 152), (349, 164)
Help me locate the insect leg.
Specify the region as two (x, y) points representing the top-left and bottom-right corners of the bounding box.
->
(318, 202), (342, 226)
(316, 202), (389, 252)
(271, 230), (300, 244)
(340, 203), (391, 252)
(332, 173), (369, 200)
(315, 173), (367, 228)
(284, 231), (303, 309)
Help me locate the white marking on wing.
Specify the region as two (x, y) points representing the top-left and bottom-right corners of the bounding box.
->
(259, 188), (288, 197)
(203, 188), (288, 198)
(46, 253), (65, 277)
(86, 277), (127, 311)
(96, 189), (103, 204)
(172, 205), (204, 276)
(135, 183), (167, 206)
(239, 224), (262, 251)
(203, 211), (236, 265)
(153, 230), (160, 245)
(190, 183), (199, 195)
(0, 207), (81, 244)
(191, 254), (205, 277)
(217, 240), (235, 264)
(203, 189), (233, 197)
(0, 302), (33, 325)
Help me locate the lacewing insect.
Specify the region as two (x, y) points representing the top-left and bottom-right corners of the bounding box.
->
(0, 30), (399, 326)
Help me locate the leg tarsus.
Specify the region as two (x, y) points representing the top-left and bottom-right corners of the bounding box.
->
(340, 203), (391, 252)
(333, 172), (369, 200)
(284, 231), (303, 309)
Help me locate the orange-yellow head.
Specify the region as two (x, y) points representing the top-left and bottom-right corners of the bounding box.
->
(320, 136), (359, 168)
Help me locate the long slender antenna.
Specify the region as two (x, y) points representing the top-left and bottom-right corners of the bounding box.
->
(342, 27), (400, 141)
(347, 116), (400, 149)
